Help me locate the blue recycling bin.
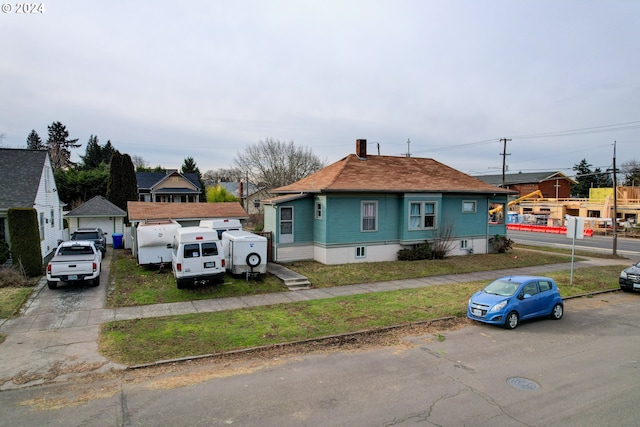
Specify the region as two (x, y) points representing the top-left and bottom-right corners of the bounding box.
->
(112, 233), (124, 249)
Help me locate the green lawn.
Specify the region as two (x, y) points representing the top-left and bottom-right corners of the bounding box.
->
(108, 248), (581, 306)
(100, 263), (626, 365)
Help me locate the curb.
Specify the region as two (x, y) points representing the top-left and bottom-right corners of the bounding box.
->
(126, 316), (459, 370)
(125, 288), (623, 371)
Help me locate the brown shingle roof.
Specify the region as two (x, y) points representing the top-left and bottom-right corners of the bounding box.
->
(127, 202), (247, 222)
(272, 154), (514, 194)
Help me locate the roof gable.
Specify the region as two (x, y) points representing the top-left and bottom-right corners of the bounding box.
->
(65, 195), (127, 217)
(474, 171), (576, 186)
(136, 171), (200, 190)
(272, 154), (513, 195)
(0, 148), (48, 209)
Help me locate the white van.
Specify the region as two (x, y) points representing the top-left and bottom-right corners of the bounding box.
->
(221, 230), (268, 276)
(171, 227), (225, 289)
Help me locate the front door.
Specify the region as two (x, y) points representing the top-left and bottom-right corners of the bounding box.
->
(280, 206), (293, 244)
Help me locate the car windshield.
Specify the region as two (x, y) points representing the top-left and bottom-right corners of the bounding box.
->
(74, 232), (99, 239)
(483, 279), (520, 296)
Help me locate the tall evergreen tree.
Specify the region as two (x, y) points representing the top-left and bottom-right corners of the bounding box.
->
(106, 151), (138, 216)
(80, 135), (103, 169)
(593, 167), (613, 188)
(26, 130), (44, 149)
(571, 159), (593, 197)
(181, 156), (206, 202)
(102, 140), (116, 165)
(46, 121), (81, 170)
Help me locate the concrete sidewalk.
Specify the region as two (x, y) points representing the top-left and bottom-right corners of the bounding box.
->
(0, 256), (627, 390)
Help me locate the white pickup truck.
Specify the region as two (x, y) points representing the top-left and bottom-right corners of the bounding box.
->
(46, 240), (102, 289)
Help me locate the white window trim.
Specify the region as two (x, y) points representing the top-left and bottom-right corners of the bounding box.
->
(356, 246), (366, 258)
(315, 201), (322, 219)
(408, 201), (437, 230)
(462, 200), (477, 213)
(361, 201), (378, 232)
(280, 206), (294, 243)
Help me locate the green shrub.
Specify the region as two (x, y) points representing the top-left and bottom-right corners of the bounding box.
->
(0, 240), (9, 265)
(489, 234), (514, 253)
(0, 267), (32, 288)
(398, 241), (432, 261)
(7, 208), (42, 277)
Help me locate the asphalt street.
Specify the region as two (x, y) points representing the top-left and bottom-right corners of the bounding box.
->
(0, 292), (638, 426)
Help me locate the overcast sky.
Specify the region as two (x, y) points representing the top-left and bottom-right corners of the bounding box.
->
(1, 0), (639, 178)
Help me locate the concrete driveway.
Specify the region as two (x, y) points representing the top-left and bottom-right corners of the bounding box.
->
(0, 252), (123, 390)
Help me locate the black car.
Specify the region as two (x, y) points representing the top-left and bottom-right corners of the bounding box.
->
(619, 261), (640, 292)
(70, 228), (107, 255)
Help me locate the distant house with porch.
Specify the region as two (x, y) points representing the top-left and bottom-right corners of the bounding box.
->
(136, 171), (202, 202)
(262, 139), (515, 265)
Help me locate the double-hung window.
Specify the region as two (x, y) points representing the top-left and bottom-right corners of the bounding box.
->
(361, 201), (377, 232)
(409, 201), (437, 230)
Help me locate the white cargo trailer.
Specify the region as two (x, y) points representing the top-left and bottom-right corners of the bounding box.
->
(135, 220), (181, 266)
(220, 230), (267, 276)
(199, 218), (242, 239)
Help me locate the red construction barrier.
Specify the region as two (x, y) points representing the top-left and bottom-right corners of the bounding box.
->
(507, 224), (591, 237)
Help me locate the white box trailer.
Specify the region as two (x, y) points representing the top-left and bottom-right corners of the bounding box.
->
(220, 230), (267, 276)
(135, 220), (182, 266)
(199, 218), (242, 239)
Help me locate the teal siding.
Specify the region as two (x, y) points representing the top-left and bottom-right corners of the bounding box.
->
(441, 194), (488, 237)
(265, 192), (508, 247)
(263, 197), (314, 244)
(399, 194), (443, 242)
(324, 193), (400, 244)
(314, 195), (327, 243)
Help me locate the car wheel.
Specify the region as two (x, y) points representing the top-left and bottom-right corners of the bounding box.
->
(176, 279), (187, 289)
(47, 280), (57, 290)
(504, 311), (519, 329)
(551, 303), (563, 320)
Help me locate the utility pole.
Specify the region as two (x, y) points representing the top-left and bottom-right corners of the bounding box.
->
(402, 139), (411, 157)
(613, 141), (618, 256)
(500, 138), (511, 188)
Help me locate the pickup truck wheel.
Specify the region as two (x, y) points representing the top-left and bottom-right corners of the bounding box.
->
(91, 276), (100, 287)
(47, 280), (57, 290)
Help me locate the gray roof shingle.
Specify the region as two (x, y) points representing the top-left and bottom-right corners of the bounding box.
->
(0, 149), (48, 210)
(65, 195), (126, 217)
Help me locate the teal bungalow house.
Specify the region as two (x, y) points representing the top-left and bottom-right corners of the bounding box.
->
(263, 140), (515, 264)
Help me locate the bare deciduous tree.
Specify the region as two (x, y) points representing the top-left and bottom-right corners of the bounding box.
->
(234, 138), (325, 190)
(131, 155), (148, 171)
(202, 168), (243, 186)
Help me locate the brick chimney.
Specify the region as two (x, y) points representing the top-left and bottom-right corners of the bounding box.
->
(356, 139), (367, 158)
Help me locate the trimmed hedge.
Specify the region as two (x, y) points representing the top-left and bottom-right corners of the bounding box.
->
(7, 208), (42, 277)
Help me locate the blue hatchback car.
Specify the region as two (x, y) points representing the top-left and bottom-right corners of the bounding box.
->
(467, 275), (564, 329)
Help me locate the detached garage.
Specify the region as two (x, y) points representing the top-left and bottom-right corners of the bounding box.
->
(64, 196), (127, 247)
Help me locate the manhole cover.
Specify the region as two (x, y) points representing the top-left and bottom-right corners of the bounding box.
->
(507, 377), (540, 391)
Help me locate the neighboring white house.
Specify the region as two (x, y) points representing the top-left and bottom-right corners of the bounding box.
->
(64, 195), (127, 246)
(0, 148), (65, 262)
